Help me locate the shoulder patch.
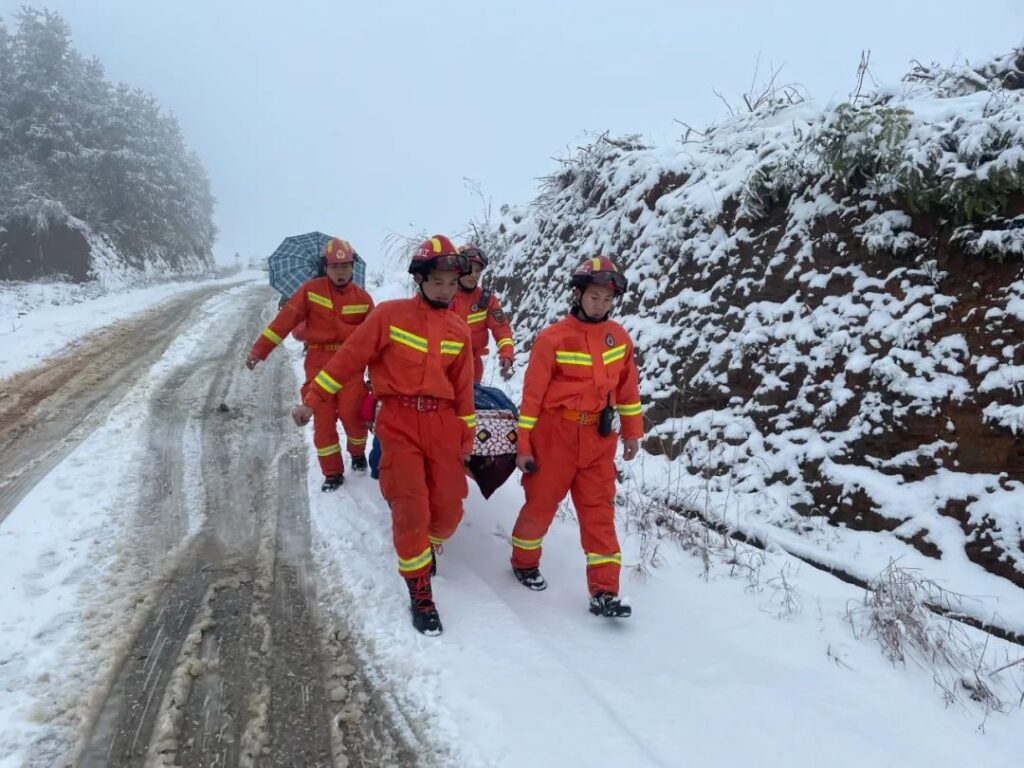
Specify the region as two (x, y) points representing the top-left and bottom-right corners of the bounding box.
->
(605, 333), (615, 347)
(492, 308), (507, 324)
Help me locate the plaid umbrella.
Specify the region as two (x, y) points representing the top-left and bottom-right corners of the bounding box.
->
(268, 231), (367, 299)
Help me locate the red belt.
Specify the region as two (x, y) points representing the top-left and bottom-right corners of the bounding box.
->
(307, 342), (343, 350)
(562, 408), (600, 426)
(391, 395), (453, 412)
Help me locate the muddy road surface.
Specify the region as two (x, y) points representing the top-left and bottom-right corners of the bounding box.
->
(1, 283), (419, 767)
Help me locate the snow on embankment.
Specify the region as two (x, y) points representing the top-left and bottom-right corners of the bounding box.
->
(484, 50), (1024, 634)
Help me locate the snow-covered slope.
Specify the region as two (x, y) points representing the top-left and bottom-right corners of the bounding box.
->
(483, 49), (1024, 639)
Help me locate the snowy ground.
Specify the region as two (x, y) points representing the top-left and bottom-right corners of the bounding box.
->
(297, 352), (1024, 767)
(0, 270), (263, 379)
(0, 279), (264, 766)
(1, 279), (1022, 767)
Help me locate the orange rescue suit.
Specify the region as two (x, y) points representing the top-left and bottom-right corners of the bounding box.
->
(512, 313), (643, 595)
(449, 286), (514, 382)
(250, 277), (374, 475)
(303, 295), (476, 579)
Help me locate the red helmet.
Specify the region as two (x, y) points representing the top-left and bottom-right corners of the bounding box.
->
(570, 256), (627, 295)
(458, 243), (489, 269)
(323, 237), (356, 265)
(408, 235), (470, 275)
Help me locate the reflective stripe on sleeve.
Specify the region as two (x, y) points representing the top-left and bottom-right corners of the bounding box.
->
(314, 370), (342, 394)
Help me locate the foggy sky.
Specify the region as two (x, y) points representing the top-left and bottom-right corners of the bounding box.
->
(3, 1), (1021, 269)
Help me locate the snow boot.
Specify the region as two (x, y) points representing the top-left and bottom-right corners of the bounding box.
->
(589, 591), (631, 618)
(351, 454), (368, 472)
(321, 473), (344, 492)
(405, 574), (442, 636)
(513, 567), (548, 591)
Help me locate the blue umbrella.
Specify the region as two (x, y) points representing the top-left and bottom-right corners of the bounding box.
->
(268, 231), (366, 298)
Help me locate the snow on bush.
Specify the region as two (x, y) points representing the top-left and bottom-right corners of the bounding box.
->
(481, 48), (1024, 640)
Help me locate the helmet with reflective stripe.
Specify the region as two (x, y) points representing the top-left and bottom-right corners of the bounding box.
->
(409, 235), (470, 275)
(458, 243), (488, 269)
(570, 255), (627, 295)
(323, 237), (356, 265)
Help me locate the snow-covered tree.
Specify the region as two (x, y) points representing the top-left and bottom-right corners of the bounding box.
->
(0, 7), (216, 279)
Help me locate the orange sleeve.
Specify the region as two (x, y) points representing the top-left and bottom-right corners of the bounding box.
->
(251, 290), (307, 359)
(486, 294), (514, 361)
(303, 307), (387, 407)
(447, 326), (477, 455)
(516, 330), (555, 456)
(614, 339), (643, 440)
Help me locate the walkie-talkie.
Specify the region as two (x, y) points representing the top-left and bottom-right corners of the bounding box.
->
(598, 394), (615, 437)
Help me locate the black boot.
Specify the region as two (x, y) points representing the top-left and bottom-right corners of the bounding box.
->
(320, 473), (344, 492)
(406, 574), (442, 636)
(589, 591), (631, 618)
(513, 567), (547, 591)
(351, 454), (368, 472)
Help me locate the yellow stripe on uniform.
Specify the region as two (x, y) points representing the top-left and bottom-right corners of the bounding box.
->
(555, 350), (593, 366)
(261, 327), (283, 345)
(389, 325), (428, 353)
(308, 291), (333, 309)
(347, 435), (368, 446)
(617, 402), (642, 416)
(496, 337), (514, 350)
(512, 535), (543, 551)
(586, 552), (622, 567)
(467, 311), (487, 325)
(602, 344), (627, 365)
(517, 415), (538, 430)
(398, 547), (434, 573)
(459, 413), (477, 428)
(440, 339), (465, 355)
(341, 303), (369, 315)
(314, 370), (342, 394)
(428, 535), (445, 546)
(316, 443), (341, 457)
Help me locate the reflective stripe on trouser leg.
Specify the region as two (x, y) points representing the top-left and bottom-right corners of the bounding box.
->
(305, 349), (344, 476)
(571, 427), (621, 595)
(311, 400), (343, 476)
(425, 410), (467, 545)
(377, 404), (466, 578)
(337, 377), (369, 455)
(510, 414), (578, 570)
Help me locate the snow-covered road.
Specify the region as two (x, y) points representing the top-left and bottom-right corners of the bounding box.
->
(0, 281), (412, 767)
(0, 276), (1022, 768)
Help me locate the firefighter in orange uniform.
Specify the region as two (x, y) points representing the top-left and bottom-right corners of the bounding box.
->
(450, 244), (515, 382)
(246, 238), (373, 491)
(292, 235), (476, 636)
(510, 256), (643, 618)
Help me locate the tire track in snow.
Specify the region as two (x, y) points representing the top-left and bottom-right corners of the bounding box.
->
(0, 285), (227, 525)
(69, 286), (414, 767)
